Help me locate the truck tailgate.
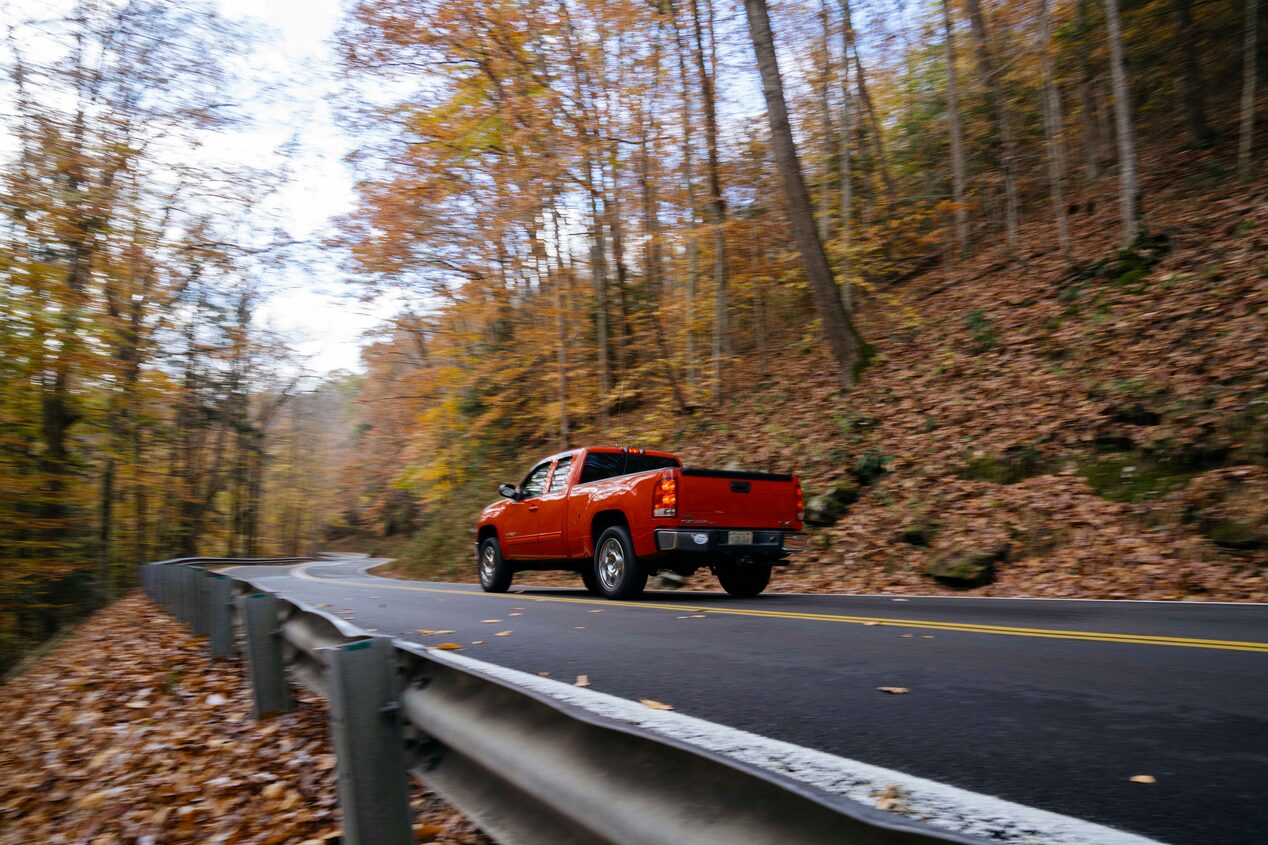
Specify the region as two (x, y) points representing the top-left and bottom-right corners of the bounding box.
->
(676, 469), (800, 530)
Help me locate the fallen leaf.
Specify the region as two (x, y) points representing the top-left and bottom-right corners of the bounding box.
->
(921, 635), (934, 639)
(79, 790), (111, 809)
(863, 621), (880, 626)
(470, 641), (484, 645)
(891, 598), (909, 602)
(877, 687), (910, 695)
(415, 629), (455, 636)
(1129, 775), (1156, 784)
(262, 781), (286, 800)
(413, 823), (444, 842)
(206, 693), (227, 705)
(508, 612), (523, 616)
(575, 626), (586, 630)
(482, 619), (502, 624)
(537, 671), (550, 677)
(588, 609), (604, 613)
(575, 675), (590, 687)
(433, 643), (463, 651)
(495, 631), (512, 637)
(641, 698), (674, 710)
(899, 634), (913, 639)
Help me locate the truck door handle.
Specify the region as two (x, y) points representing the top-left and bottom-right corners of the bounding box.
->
(529, 505), (539, 512)
(730, 481), (751, 493)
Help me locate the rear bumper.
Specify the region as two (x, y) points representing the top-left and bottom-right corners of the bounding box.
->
(654, 528), (804, 557)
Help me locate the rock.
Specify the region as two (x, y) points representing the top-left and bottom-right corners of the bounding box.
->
(828, 479), (859, 506)
(804, 494), (846, 527)
(896, 521), (936, 547)
(850, 451), (891, 486)
(801, 477), (862, 522)
(924, 545), (1007, 587)
(1205, 518), (1264, 550)
(803, 480), (859, 527)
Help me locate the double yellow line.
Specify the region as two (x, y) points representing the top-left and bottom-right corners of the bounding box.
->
(292, 564), (1268, 653)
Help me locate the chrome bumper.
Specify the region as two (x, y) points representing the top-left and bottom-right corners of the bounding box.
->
(654, 529), (804, 554)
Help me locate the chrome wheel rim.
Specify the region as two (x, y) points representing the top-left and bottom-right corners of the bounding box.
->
(480, 544), (497, 583)
(598, 538), (625, 592)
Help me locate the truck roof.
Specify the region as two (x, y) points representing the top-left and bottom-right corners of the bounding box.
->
(540, 445), (679, 463)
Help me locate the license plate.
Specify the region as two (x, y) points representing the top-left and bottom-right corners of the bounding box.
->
(727, 531), (753, 545)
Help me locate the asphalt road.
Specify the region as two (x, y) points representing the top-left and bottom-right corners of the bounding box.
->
(225, 558), (1268, 845)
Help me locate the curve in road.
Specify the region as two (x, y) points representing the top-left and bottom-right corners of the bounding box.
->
(222, 556), (1268, 845)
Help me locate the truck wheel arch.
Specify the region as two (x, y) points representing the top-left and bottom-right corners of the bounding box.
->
(478, 525), (498, 544)
(589, 510), (630, 557)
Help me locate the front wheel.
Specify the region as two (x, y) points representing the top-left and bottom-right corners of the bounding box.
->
(593, 525), (647, 599)
(478, 537), (513, 593)
(716, 563), (772, 597)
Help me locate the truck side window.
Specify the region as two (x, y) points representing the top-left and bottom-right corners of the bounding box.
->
(579, 452), (624, 484)
(520, 462), (551, 498)
(547, 456), (573, 493)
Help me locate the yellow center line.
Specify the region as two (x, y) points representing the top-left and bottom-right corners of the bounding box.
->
(289, 564), (1268, 653)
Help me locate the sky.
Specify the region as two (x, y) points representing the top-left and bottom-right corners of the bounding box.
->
(211, 0), (392, 375)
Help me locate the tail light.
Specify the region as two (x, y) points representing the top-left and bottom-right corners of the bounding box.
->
(794, 476), (804, 524)
(652, 474), (677, 518)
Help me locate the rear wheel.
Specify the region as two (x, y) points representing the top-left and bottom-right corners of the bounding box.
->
(593, 525), (647, 599)
(716, 563), (771, 597)
(478, 537), (513, 593)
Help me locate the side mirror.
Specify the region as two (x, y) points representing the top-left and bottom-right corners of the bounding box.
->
(499, 483), (519, 500)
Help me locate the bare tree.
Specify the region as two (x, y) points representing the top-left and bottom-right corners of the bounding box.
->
(1076, 0), (1104, 184)
(1173, 0), (1214, 147)
(942, 0), (970, 256)
(1103, 0), (1141, 245)
(837, 1), (855, 308)
(688, 0), (729, 404)
(1239, 0), (1260, 181)
(1039, 0), (1072, 264)
(964, 0), (1021, 258)
(742, 0), (865, 393)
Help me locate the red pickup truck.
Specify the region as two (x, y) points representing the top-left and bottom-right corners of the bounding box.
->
(475, 446), (804, 599)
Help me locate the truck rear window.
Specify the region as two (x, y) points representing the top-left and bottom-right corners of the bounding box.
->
(579, 452), (679, 484)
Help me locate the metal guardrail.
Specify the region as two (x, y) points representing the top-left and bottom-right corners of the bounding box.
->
(142, 557), (976, 845)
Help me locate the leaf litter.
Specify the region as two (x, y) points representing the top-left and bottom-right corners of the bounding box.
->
(0, 593), (490, 844)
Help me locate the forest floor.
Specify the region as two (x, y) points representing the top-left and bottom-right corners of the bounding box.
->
(383, 156), (1267, 602)
(0, 593), (488, 845)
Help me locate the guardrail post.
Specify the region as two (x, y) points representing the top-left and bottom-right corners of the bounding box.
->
(208, 574), (235, 658)
(239, 593), (292, 717)
(325, 638), (413, 845)
(191, 568), (206, 636)
(181, 565), (197, 628)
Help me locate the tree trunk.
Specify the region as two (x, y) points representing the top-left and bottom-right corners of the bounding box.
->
(585, 158), (612, 430)
(942, 0), (970, 256)
(672, 1), (701, 392)
(817, 0), (836, 243)
(964, 0), (1020, 258)
(1239, 0), (1259, 181)
(743, 0), (864, 393)
(837, 2), (854, 309)
(1173, 0), (1213, 147)
(1076, 0), (1103, 184)
(850, 48), (897, 209)
(689, 0), (728, 404)
(1039, 0), (1072, 264)
(549, 206), (570, 445)
(1103, 0), (1141, 244)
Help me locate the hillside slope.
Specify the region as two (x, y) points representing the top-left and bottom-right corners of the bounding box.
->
(497, 169), (1267, 601)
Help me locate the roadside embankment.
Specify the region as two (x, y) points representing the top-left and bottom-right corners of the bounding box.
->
(0, 593), (489, 845)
